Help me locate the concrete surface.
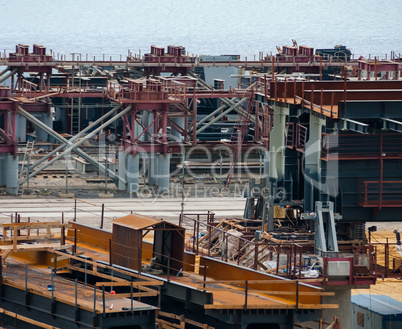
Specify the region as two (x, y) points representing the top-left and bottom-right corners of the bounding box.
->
(0, 196), (246, 231)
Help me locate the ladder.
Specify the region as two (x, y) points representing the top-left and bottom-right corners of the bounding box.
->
(224, 93), (255, 188)
(70, 99), (81, 134)
(18, 140), (35, 195)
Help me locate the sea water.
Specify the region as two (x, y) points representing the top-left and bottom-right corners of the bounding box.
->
(0, 0), (401, 59)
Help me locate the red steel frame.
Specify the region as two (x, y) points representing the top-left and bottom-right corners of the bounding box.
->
(0, 102), (17, 155)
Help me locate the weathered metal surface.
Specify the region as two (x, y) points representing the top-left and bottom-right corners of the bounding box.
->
(113, 213), (163, 230)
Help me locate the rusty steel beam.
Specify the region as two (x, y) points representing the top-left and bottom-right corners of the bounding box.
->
(28, 103), (124, 172)
(18, 105), (131, 185)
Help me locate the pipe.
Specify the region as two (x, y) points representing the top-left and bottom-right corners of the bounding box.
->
(18, 105), (132, 185)
(196, 98), (247, 134)
(193, 103), (227, 131)
(28, 103), (124, 171)
(0, 68), (18, 84)
(0, 66), (11, 78)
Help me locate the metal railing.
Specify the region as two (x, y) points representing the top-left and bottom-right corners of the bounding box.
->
(358, 179), (402, 208)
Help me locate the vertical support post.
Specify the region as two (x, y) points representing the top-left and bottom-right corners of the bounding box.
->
(84, 262), (87, 286)
(167, 256), (171, 282)
(75, 278), (79, 321)
(296, 280), (299, 310)
(105, 160), (108, 193)
(53, 255), (57, 274)
(109, 239), (112, 266)
(61, 224), (65, 245)
(225, 234), (228, 262)
(51, 270), (54, 300)
(192, 98), (197, 145)
(238, 238), (241, 265)
(310, 84), (314, 112)
(364, 182), (368, 205)
(27, 154), (30, 192)
(385, 239), (389, 278)
(74, 198), (77, 221)
(203, 265), (207, 291)
(102, 285), (105, 317)
(284, 78), (287, 101)
(158, 285), (162, 309)
(276, 244), (280, 275)
(25, 264), (29, 305)
(193, 220), (196, 253)
(254, 244), (258, 270)
(298, 247), (303, 279)
(196, 219), (200, 255)
(100, 204), (104, 229)
(320, 89), (323, 115)
(161, 106), (168, 145)
(13, 224), (17, 252)
(93, 284), (97, 326)
(208, 224), (211, 257)
(130, 282), (133, 313)
(343, 74), (347, 115)
(320, 57), (322, 81)
(73, 229), (77, 254)
(380, 134), (383, 209)
(66, 156), (68, 193)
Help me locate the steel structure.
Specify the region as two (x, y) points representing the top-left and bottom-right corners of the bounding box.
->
(0, 42), (400, 211)
(256, 78), (402, 223)
(0, 212), (339, 329)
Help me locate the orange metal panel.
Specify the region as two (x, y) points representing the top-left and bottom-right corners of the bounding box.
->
(199, 256), (322, 305)
(113, 213), (163, 230)
(67, 222), (111, 251)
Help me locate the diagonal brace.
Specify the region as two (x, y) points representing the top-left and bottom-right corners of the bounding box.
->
(18, 105), (132, 186)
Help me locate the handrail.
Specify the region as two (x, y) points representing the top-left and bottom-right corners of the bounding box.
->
(359, 179), (402, 208)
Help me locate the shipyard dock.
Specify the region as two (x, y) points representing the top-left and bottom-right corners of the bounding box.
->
(1, 42), (402, 328)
